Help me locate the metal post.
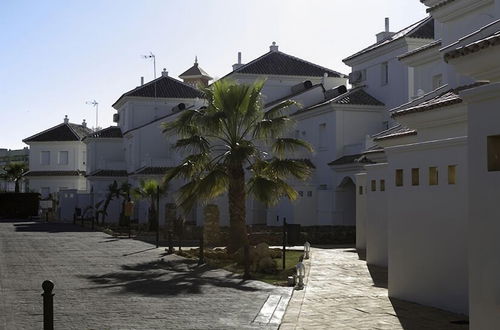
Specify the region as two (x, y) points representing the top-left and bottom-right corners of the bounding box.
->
(91, 215), (95, 231)
(168, 231), (174, 254)
(41, 280), (54, 330)
(243, 243), (251, 280)
(46, 211), (49, 222)
(198, 226), (204, 265)
(283, 217), (287, 270)
(156, 185), (160, 248)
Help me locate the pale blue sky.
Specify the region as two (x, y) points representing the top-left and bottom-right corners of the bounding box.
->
(0, 0), (426, 149)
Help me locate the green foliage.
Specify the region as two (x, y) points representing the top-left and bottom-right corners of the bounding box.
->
(0, 162), (28, 193)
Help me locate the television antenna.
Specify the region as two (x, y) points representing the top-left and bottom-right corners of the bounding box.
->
(85, 100), (99, 129)
(142, 51), (157, 79)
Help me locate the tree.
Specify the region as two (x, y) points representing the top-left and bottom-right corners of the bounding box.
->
(163, 79), (313, 253)
(95, 180), (120, 225)
(118, 182), (132, 226)
(0, 162), (28, 193)
(133, 179), (164, 231)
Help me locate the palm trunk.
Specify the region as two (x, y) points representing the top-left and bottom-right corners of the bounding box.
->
(227, 164), (248, 253)
(14, 180), (19, 193)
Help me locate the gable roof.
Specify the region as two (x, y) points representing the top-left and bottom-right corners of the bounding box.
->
(328, 154), (375, 166)
(23, 123), (92, 143)
(427, 0), (456, 12)
(83, 126), (122, 140)
(23, 170), (86, 177)
(179, 61), (212, 79)
(372, 124), (417, 141)
(230, 50), (345, 78)
(343, 17), (434, 63)
(112, 75), (203, 108)
(398, 39), (442, 60)
(87, 169), (128, 177)
(294, 87), (384, 115)
(392, 81), (488, 118)
(444, 30), (500, 62)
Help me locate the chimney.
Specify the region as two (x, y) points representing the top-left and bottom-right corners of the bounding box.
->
(376, 17), (395, 43)
(270, 41), (279, 52)
(140, 76), (144, 86)
(82, 119), (87, 128)
(161, 68), (168, 77)
(232, 51), (245, 71)
(64, 115), (69, 124)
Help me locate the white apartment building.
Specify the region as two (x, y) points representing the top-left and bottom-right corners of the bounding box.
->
(23, 116), (91, 198)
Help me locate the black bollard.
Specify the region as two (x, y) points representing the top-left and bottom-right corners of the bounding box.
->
(73, 213), (76, 225)
(46, 211), (49, 222)
(168, 230), (174, 254)
(243, 243), (251, 280)
(283, 217), (287, 270)
(41, 280), (54, 330)
(198, 227), (205, 265)
(156, 186), (160, 248)
(91, 216), (95, 231)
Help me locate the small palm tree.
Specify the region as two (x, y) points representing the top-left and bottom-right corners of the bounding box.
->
(96, 180), (120, 225)
(1, 162), (28, 193)
(133, 179), (165, 231)
(163, 79), (313, 253)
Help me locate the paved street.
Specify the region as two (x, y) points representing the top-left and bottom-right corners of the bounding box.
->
(0, 219), (291, 330)
(281, 247), (469, 330)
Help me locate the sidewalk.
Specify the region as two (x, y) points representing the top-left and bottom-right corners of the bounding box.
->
(280, 247), (469, 330)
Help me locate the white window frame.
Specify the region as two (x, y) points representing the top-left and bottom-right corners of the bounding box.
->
(58, 151), (69, 165)
(40, 151), (50, 165)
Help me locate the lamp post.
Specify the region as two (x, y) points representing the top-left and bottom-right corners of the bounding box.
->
(304, 241), (311, 259)
(156, 185), (160, 248)
(296, 262), (305, 290)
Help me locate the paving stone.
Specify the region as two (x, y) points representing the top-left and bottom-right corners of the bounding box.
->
(0, 219), (291, 329)
(280, 247), (469, 330)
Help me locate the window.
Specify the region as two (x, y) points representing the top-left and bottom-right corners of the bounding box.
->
(371, 180), (376, 192)
(307, 191), (313, 197)
(448, 165), (457, 184)
(40, 151), (50, 165)
(487, 135), (500, 171)
(395, 169), (403, 187)
(429, 167), (439, 185)
(380, 179), (385, 192)
(58, 151), (68, 165)
(361, 69), (367, 81)
(318, 123), (327, 150)
(359, 186), (363, 195)
(299, 191), (304, 197)
(411, 168), (419, 186)
(432, 74), (443, 90)
(381, 62), (389, 85)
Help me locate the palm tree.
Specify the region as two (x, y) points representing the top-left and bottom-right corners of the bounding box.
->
(133, 179), (164, 231)
(0, 162), (28, 193)
(163, 79), (313, 253)
(118, 182), (132, 226)
(96, 180), (120, 225)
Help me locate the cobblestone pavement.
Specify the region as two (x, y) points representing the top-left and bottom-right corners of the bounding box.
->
(281, 247), (469, 330)
(0, 220), (291, 330)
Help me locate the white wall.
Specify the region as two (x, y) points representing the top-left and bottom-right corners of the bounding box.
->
(386, 138), (468, 314)
(355, 173), (367, 250)
(365, 163), (388, 267)
(86, 138), (125, 174)
(28, 141), (86, 172)
(462, 82), (500, 329)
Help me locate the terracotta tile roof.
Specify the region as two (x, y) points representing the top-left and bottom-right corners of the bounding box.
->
(328, 154), (375, 166)
(343, 17), (434, 63)
(179, 61), (212, 79)
(398, 40), (442, 60)
(87, 169), (128, 177)
(295, 88), (384, 115)
(233, 51), (345, 78)
(24, 170), (86, 177)
(84, 126), (122, 140)
(444, 30), (500, 62)
(372, 125), (417, 141)
(112, 75), (203, 108)
(134, 166), (171, 175)
(427, 0), (456, 12)
(392, 82), (488, 118)
(23, 123), (93, 143)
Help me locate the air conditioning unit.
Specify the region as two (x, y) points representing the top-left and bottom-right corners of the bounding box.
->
(113, 113), (120, 123)
(171, 103), (186, 113)
(349, 70), (363, 84)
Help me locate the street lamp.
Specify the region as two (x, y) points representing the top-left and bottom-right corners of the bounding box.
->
(296, 262), (305, 290)
(304, 241), (311, 259)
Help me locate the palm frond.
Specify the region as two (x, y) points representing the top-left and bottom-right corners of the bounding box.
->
(264, 158), (312, 180)
(272, 138), (313, 158)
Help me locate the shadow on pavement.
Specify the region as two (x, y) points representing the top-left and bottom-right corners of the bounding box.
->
(13, 221), (93, 233)
(367, 264), (388, 289)
(82, 257), (261, 296)
(389, 297), (469, 330)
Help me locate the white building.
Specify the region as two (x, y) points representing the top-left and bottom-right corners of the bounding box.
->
(350, 0), (500, 327)
(23, 116), (91, 198)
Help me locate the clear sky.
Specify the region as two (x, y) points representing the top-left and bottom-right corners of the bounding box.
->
(0, 0), (426, 149)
